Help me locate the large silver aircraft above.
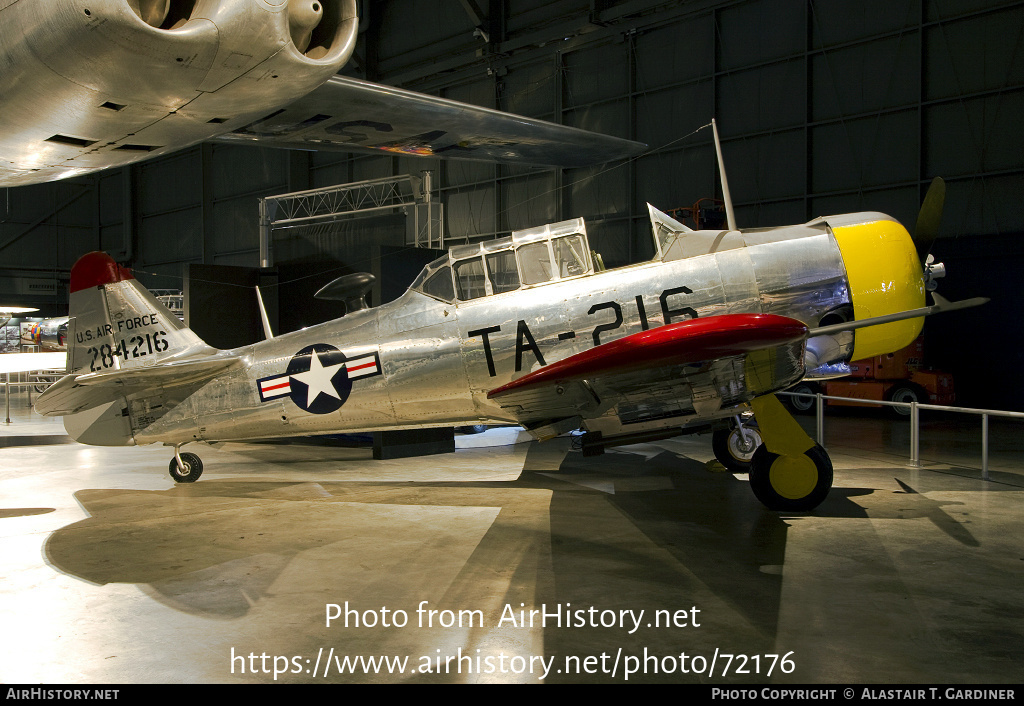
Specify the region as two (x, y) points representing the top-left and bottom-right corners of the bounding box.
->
(0, 0), (646, 187)
(35, 163), (983, 511)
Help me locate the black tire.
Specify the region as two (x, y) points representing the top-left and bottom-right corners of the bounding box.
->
(712, 426), (763, 473)
(168, 452), (203, 483)
(749, 443), (833, 512)
(784, 382), (818, 414)
(886, 383), (925, 418)
(457, 424), (487, 434)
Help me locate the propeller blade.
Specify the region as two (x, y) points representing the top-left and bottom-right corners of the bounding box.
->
(914, 176), (946, 264)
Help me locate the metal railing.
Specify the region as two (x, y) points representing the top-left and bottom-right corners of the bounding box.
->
(777, 390), (1024, 480)
(3, 369), (64, 424)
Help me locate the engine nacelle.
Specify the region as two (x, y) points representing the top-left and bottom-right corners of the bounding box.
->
(0, 0), (357, 185)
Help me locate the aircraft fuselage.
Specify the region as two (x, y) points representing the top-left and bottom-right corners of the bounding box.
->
(123, 214), (892, 446)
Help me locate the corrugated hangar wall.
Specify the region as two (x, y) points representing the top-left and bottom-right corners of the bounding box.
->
(0, 0), (1021, 405)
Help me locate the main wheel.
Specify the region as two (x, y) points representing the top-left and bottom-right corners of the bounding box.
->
(168, 452), (203, 483)
(749, 443), (832, 511)
(712, 426), (763, 473)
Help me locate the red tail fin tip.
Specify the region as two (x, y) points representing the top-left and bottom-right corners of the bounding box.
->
(69, 252), (134, 293)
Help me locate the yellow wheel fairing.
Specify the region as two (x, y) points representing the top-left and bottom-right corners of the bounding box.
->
(768, 453), (819, 500)
(749, 443), (834, 511)
(831, 217), (925, 361)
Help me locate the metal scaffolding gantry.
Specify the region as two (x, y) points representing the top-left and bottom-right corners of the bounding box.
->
(258, 172), (444, 267)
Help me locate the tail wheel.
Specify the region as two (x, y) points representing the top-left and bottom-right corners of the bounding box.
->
(168, 452), (203, 483)
(712, 426), (763, 473)
(749, 444), (832, 511)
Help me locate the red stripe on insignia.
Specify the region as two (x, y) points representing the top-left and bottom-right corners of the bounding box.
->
(348, 360), (376, 372)
(262, 380), (290, 391)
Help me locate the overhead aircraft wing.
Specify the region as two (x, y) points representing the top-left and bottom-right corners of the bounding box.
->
(487, 314), (809, 438)
(213, 76), (647, 168)
(35, 355), (242, 417)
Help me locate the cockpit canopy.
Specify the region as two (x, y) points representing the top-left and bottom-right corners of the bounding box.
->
(410, 218), (595, 303)
(410, 203), (838, 304)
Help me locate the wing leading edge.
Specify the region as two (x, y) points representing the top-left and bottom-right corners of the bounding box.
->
(215, 76), (648, 168)
(487, 314), (809, 437)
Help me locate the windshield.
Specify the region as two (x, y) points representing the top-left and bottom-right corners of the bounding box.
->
(410, 254), (456, 303)
(410, 218), (594, 302)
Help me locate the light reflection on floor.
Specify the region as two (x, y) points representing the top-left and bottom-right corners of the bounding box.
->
(1, 395), (1022, 683)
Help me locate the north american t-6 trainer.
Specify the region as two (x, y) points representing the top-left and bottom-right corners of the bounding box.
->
(35, 163), (982, 511)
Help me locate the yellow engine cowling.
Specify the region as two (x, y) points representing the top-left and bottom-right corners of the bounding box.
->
(831, 215), (926, 361)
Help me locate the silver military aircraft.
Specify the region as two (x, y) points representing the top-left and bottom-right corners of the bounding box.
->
(0, 0), (645, 187)
(35, 160), (982, 511)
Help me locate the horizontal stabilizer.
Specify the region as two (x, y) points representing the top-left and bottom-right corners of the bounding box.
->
(73, 355), (241, 388)
(35, 356), (241, 416)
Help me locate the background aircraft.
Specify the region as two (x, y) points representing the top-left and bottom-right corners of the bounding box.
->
(30, 317), (71, 352)
(0, 0), (646, 187)
(0, 309), (66, 378)
(34, 171), (981, 511)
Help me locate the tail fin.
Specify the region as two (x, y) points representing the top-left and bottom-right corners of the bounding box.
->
(66, 252), (211, 375)
(39, 253), (237, 444)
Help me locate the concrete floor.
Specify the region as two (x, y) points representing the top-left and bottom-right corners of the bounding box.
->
(1, 392), (1022, 684)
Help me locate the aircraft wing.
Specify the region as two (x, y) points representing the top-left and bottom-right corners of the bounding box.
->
(487, 314), (809, 438)
(213, 76), (647, 168)
(35, 356), (242, 417)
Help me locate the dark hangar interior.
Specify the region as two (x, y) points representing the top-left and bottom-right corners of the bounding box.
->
(0, 0), (1022, 686)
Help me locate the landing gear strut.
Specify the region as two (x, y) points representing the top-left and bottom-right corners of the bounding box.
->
(168, 446), (203, 483)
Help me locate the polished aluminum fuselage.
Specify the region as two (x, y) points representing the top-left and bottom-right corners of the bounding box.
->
(132, 219), (855, 445)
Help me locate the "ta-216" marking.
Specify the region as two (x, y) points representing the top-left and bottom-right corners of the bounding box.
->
(469, 286), (696, 377)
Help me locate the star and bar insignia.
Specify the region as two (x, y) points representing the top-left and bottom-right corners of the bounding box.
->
(257, 344), (382, 415)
